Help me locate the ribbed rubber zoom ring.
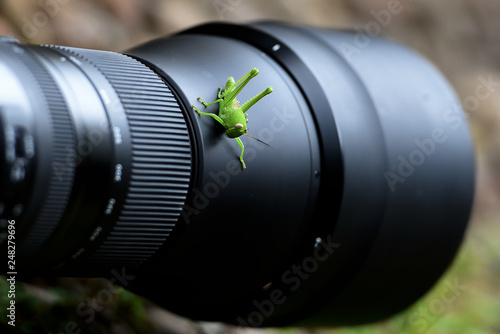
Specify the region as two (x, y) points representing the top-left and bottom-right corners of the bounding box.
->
(18, 48), (76, 254)
(65, 49), (192, 268)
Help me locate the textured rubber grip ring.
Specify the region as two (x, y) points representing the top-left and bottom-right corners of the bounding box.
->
(18, 47), (76, 254)
(60, 48), (192, 268)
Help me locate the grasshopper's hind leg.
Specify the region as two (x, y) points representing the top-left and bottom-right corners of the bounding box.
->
(224, 68), (260, 102)
(241, 87), (273, 114)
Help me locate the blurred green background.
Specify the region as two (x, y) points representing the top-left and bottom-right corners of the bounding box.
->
(0, 0), (499, 333)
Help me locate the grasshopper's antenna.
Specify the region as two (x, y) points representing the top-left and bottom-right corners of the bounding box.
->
(244, 133), (274, 149)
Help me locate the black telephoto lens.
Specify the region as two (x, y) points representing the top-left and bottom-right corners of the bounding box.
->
(0, 22), (474, 327)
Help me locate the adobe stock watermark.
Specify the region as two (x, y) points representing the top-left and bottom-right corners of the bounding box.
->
(340, 0), (414, 60)
(212, 0), (245, 20)
(48, 267), (135, 334)
(21, 0), (73, 39)
(443, 74), (500, 130)
(385, 74), (500, 192)
(398, 277), (467, 334)
(181, 105), (296, 224)
(236, 235), (341, 328)
(384, 128), (447, 192)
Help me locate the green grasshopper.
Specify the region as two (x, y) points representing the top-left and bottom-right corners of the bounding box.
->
(192, 68), (273, 170)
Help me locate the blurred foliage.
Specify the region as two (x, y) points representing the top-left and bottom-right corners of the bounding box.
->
(0, 277), (156, 333)
(1, 0), (500, 333)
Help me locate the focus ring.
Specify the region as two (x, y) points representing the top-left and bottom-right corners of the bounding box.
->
(18, 47), (76, 254)
(65, 49), (192, 268)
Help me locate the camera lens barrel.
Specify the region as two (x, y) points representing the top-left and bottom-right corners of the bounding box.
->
(0, 42), (192, 273)
(0, 22), (474, 327)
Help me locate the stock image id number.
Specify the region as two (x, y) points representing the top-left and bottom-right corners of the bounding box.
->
(7, 220), (15, 269)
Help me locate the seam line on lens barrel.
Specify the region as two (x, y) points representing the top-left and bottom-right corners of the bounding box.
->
(50, 47), (192, 269)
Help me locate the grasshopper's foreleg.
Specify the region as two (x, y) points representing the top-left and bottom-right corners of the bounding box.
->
(241, 87), (273, 113)
(192, 105), (226, 128)
(235, 137), (246, 170)
(198, 96), (223, 107)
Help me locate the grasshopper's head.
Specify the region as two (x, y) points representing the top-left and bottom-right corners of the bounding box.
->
(225, 123), (247, 138)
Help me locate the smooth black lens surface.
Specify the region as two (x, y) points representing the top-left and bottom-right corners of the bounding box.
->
(0, 22), (474, 327)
